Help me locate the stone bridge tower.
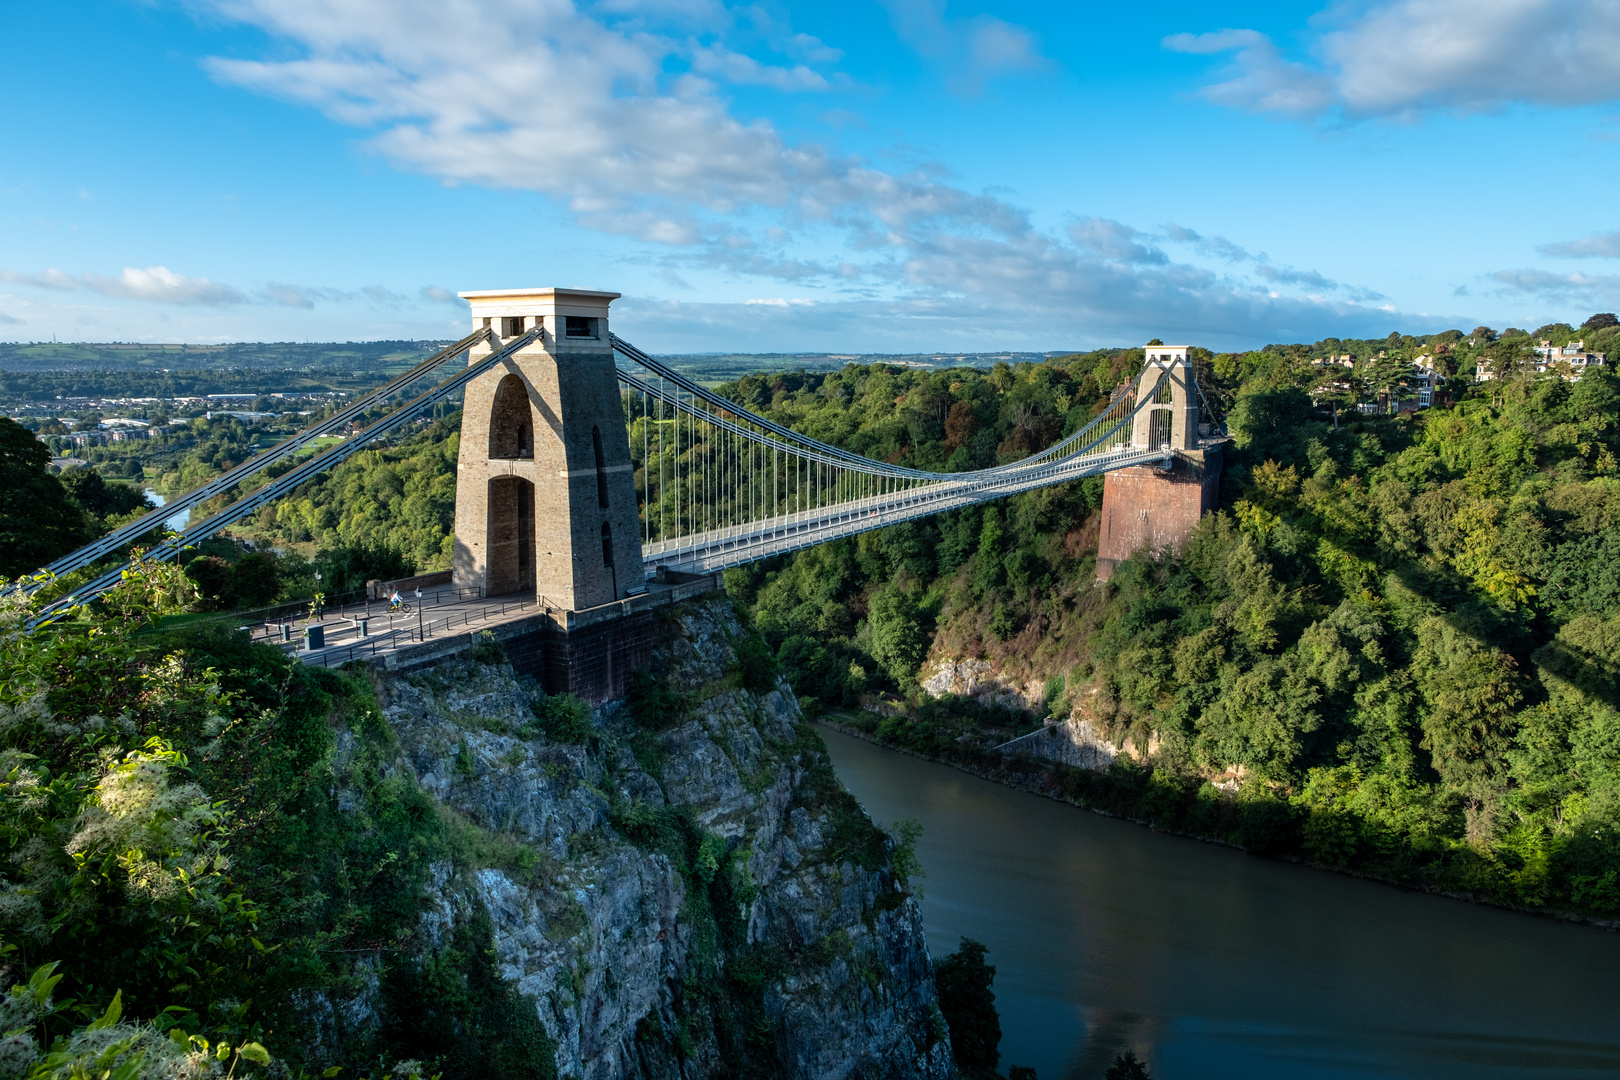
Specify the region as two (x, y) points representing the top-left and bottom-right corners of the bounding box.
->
(1096, 344), (1226, 580)
(450, 288), (646, 610)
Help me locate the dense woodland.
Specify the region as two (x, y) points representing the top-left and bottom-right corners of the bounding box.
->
(721, 319), (1620, 917)
(4, 308), (1619, 1020)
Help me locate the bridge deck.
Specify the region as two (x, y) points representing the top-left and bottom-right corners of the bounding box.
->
(258, 572), (721, 670)
(646, 445), (1172, 572)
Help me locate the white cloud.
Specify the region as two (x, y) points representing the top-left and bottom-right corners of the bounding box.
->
(880, 0), (1045, 95)
(1162, 223), (1252, 262)
(1067, 219), (1167, 265)
(0, 266), (246, 306)
(420, 285), (462, 304)
(262, 282), (413, 307)
(1158, 224), (1385, 300)
(1539, 230), (1620, 258)
(262, 282), (344, 308)
(1167, 0), (1620, 120)
(787, 32), (842, 64)
(191, 0), (1413, 347)
(1491, 267), (1620, 304)
(690, 45), (832, 90)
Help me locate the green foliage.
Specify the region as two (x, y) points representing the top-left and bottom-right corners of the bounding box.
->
(255, 414), (464, 570)
(0, 564), (559, 1079)
(887, 819), (924, 893)
(0, 417), (90, 577)
(626, 669), (689, 733)
(468, 629), (505, 665)
(183, 549), (283, 611)
(59, 469), (151, 529)
(529, 694), (592, 744)
(935, 938), (1000, 1079)
(719, 350), (1620, 916)
(732, 634), (779, 694)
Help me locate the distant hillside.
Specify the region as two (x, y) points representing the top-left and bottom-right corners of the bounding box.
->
(0, 339), (450, 373)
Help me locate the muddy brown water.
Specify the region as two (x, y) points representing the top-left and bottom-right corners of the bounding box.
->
(817, 723), (1620, 1080)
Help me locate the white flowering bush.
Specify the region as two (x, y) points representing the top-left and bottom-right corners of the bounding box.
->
(0, 962), (268, 1080)
(0, 565), (259, 1052)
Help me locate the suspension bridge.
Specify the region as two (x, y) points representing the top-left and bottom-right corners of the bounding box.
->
(18, 288), (1226, 698)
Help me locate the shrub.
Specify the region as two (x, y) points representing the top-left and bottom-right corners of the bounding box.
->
(532, 693), (592, 744)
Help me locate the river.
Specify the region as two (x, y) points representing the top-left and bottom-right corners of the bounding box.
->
(817, 724), (1620, 1080)
(143, 489), (191, 532)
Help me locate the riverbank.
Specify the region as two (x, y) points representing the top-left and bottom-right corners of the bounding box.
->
(815, 711), (1620, 933)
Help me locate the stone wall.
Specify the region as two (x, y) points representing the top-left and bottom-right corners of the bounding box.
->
(1095, 445), (1224, 581)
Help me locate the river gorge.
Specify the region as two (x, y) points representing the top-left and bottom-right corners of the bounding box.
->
(818, 724), (1620, 1080)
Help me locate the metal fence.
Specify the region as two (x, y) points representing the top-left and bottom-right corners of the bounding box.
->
(254, 584), (485, 644)
(280, 593), (546, 668)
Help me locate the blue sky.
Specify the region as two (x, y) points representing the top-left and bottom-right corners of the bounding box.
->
(5, 0), (1620, 352)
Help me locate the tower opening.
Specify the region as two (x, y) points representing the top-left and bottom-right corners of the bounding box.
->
(487, 475), (535, 595)
(489, 374), (533, 459)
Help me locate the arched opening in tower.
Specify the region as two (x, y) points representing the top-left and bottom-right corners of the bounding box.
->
(1150, 409), (1172, 451)
(486, 475), (535, 595)
(489, 374), (534, 459)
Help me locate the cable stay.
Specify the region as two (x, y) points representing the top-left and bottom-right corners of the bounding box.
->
(15, 327), (496, 595)
(26, 327), (541, 623)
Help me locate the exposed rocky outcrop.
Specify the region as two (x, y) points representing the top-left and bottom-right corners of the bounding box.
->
(918, 658), (1040, 711)
(314, 599), (951, 1080)
(991, 716), (1117, 770)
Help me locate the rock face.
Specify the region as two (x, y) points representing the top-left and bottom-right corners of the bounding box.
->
(919, 658), (1040, 712)
(992, 717), (1117, 770)
(331, 599), (951, 1080)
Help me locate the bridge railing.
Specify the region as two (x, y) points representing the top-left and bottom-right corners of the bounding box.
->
(275, 593), (549, 668)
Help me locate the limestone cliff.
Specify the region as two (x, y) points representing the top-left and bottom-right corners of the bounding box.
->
(312, 599), (952, 1080)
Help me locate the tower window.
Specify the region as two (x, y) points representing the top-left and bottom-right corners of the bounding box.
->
(502, 316), (525, 337)
(601, 522), (614, 566)
(565, 316), (595, 338)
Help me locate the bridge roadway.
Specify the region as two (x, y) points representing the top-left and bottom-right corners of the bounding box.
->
(644, 443), (1174, 573)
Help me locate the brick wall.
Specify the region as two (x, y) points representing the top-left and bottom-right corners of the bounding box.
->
(497, 611), (662, 702)
(1095, 446), (1224, 580)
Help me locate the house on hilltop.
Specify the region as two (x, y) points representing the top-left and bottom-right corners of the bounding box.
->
(1533, 339), (1607, 377)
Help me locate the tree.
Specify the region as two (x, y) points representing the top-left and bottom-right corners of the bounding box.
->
(1310, 363), (1361, 429)
(0, 417), (86, 578)
(233, 550), (283, 607)
(944, 400), (978, 452)
(1362, 352), (1416, 414)
(936, 938), (1000, 1078)
(1471, 326), (1497, 343)
(59, 468), (151, 524)
(1106, 1050), (1153, 1080)
(1582, 313), (1619, 331)
(866, 588), (929, 685)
